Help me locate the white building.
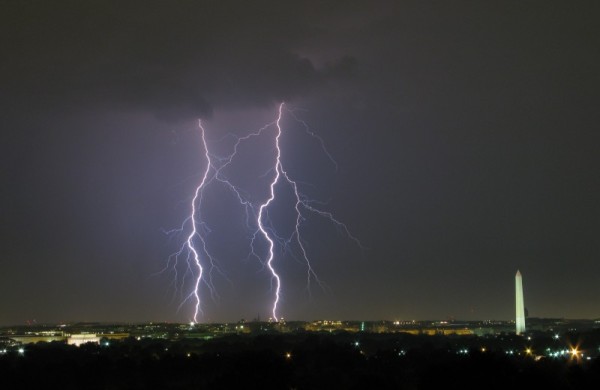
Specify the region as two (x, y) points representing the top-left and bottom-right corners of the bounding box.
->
(67, 334), (100, 346)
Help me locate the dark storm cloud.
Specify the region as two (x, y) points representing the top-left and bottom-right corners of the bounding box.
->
(1, 0), (599, 324)
(1, 0), (356, 121)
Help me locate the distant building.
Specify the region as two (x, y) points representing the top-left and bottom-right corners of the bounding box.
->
(515, 270), (526, 335)
(67, 334), (100, 346)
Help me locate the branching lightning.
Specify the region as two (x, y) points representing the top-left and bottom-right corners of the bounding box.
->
(163, 103), (362, 323)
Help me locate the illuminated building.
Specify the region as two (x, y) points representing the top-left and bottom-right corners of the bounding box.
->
(515, 270), (526, 335)
(68, 334), (100, 346)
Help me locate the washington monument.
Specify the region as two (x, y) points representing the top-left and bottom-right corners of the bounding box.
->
(515, 270), (526, 335)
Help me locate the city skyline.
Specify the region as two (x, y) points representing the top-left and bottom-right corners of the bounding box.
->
(1, 1), (599, 325)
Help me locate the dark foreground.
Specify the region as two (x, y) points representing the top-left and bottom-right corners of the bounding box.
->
(1, 332), (599, 389)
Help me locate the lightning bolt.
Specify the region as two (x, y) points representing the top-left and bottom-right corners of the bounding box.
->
(161, 120), (217, 323)
(250, 103), (363, 321)
(185, 120), (212, 323)
(256, 104), (283, 321)
(163, 103), (362, 323)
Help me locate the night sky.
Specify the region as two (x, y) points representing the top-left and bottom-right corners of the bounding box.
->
(1, 1), (599, 325)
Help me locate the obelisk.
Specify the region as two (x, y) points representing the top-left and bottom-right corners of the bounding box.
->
(515, 270), (526, 335)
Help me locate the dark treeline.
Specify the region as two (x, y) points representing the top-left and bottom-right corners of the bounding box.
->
(1, 332), (599, 389)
